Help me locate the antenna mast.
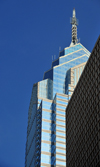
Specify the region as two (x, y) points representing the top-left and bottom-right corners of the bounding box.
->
(70, 8), (78, 46)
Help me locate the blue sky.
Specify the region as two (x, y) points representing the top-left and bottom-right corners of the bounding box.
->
(0, 0), (100, 167)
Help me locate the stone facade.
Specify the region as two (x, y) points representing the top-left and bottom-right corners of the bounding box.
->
(66, 36), (100, 167)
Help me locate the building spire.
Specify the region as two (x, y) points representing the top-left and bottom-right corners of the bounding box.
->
(70, 8), (78, 46)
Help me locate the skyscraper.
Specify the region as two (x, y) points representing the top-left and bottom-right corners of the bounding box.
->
(25, 9), (90, 167)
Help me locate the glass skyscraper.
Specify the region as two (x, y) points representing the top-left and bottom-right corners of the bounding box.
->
(25, 9), (90, 167)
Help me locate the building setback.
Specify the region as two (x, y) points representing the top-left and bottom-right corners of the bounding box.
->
(25, 9), (90, 167)
(66, 35), (100, 167)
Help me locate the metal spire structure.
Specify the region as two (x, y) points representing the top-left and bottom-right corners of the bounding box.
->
(70, 8), (78, 46)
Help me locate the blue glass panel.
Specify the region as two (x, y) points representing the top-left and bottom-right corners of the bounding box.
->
(42, 121), (51, 131)
(42, 101), (52, 110)
(52, 59), (59, 68)
(51, 144), (56, 153)
(51, 156), (56, 165)
(38, 99), (42, 103)
(56, 120), (65, 126)
(51, 123), (56, 132)
(56, 115), (65, 121)
(57, 100), (68, 105)
(43, 69), (53, 80)
(42, 132), (51, 141)
(43, 105), (51, 110)
(68, 92), (71, 95)
(39, 79), (53, 99)
(53, 54), (89, 97)
(59, 50), (64, 57)
(56, 131), (66, 137)
(56, 143), (66, 148)
(60, 49), (86, 64)
(56, 126), (65, 131)
(56, 154), (66, 160)
(51, 134), (56, 142)
(41, 143), (51, 152)
(57, 95), (68, 100)
(56, 105), (66, 110)
(42, 111), (51, 120)
(56, 148), (66, 154)
(42, 101), (51, 106)
(56, 110), (65, 115)
(64, 44), (82, 55)
(59, 44), (83, 57)
(56, 137), (66, 142)
(56, 160), (66, 166)
(41, 154), (51, 164)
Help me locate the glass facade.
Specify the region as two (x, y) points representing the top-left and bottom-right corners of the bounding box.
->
(25, 41), (90, 167)
(25, 9), (92, 166)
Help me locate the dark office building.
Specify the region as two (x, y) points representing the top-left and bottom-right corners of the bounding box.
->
(66, 35), (100, 167)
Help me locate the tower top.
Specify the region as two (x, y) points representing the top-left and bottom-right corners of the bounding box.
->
(70, 8), (78, 46)
(70, 8), (78, 26)
(73, 8), (76, 17)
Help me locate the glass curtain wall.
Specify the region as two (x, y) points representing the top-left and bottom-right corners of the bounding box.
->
(25, 43), (90, 167)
